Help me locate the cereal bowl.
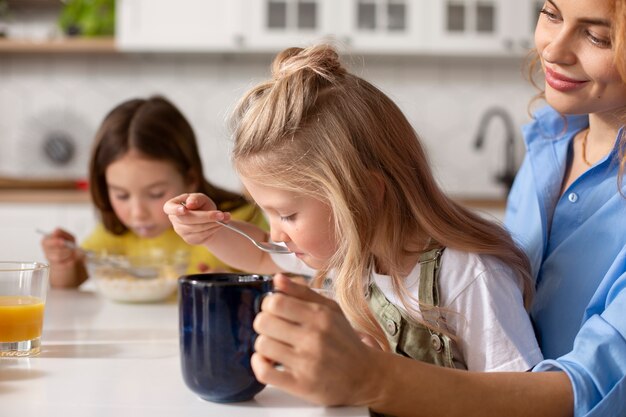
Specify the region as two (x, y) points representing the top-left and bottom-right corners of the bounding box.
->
(87, 250), (189, 303)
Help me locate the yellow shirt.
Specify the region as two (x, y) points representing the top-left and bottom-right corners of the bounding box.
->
(81, 203), (267, 274)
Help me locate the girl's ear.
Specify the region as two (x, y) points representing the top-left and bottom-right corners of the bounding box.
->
(184, 170), (200, 193)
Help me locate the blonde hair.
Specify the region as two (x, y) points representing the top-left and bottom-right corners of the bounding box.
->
(230, 45), (533, 349)
(615, 0), (626, 82)
(614, 0), (626, 184)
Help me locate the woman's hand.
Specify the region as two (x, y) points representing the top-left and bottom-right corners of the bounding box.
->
(163, 193), (232, 246)
(252, 273), (386, 407)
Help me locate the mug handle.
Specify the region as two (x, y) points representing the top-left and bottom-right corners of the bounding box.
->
(254, 290), (279, 314)
(251, 290), (275, 353)
(251, 290), (284, 368)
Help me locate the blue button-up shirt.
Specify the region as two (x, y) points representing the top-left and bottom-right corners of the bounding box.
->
(505, 106), (626, 417)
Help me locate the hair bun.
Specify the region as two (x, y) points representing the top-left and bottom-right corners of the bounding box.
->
(271, 44), (345, 82)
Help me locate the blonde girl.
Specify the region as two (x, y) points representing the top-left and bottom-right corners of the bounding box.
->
(166, 43), (541, 407)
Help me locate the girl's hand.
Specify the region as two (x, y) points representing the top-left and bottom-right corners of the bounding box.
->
(40, 228), (83, 268)
(252, 273), (385, 406)
(163, 193), (232, 246)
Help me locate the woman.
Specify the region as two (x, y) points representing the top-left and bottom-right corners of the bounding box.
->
(170, 1), (626, 415)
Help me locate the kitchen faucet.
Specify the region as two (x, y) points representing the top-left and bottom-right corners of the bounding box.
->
(474, 106), (517, 194)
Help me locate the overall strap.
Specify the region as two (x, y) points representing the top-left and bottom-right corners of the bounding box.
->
(367, 247), (451, 417)
(418, 247), (444, 307)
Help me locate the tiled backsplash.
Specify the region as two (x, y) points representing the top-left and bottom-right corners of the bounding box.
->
(0, 52), (537, 198)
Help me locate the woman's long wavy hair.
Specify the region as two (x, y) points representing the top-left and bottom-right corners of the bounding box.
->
(89, 95), (251, 234)
(230, 45), (533, 349)
(527, 0), (626, 190)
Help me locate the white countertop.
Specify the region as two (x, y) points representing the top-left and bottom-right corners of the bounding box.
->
(0, 289), (368, 417)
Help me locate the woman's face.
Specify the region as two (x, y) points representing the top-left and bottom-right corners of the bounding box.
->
(240, 174), (337, 270)
(535, 0), (626, 116)
(106, 149), (196, 238)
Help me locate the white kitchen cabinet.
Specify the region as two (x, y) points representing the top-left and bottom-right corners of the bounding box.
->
(332, 0), (428, 54)
(116, 0), (245, 52)
(0, 203), (96, 263)
(241, 0), (339, 52)
(243, 0), (427, 54)
(425, 0), (543, 56)
(115, 0), (543, 57)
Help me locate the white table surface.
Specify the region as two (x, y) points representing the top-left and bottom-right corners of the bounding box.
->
(0, 289), (369, 417)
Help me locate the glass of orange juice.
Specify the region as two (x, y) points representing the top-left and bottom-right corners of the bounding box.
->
(0, 261), (49, 357)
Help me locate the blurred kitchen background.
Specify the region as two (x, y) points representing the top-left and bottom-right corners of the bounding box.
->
(0, 0), (545, 261)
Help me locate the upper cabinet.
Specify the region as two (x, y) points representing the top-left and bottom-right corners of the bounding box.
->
(116, 0), (245, 52)
(242, 0), (336, 51)
(115, 0), (545, 57)
(427, 0), (544, 56)
(335, 0), (428, 54)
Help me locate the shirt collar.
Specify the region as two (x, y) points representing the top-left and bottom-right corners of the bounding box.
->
(523, 105), (589, 148)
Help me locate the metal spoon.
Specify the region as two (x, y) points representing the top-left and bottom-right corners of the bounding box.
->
(179, 202), (291, 254)
(216, 221), (292, 254)
(36, 229), (159, 278)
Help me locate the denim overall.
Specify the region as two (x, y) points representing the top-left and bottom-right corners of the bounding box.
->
(366, 248), (455, 417)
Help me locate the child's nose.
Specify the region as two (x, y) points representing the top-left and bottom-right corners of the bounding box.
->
(269, 226), (290, 244)
(130, 199), (150, 220)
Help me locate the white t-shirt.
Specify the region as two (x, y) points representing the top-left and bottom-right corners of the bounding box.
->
(271, 248), (543, 372)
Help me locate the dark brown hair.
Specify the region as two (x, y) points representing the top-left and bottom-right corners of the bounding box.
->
(89, 95), (250, 234)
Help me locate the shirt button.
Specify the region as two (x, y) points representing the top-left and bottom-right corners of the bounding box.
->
(568, 192), (578, 203)
(385, 319), (397, 336)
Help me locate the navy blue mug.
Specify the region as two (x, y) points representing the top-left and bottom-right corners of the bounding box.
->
(178, 273), (273, 403)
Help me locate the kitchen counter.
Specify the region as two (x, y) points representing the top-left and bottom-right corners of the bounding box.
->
(0, 289), (368, 417)
(0, 178), (89, 203)
(0, 189), (506, 208)
(454, 197), (507, 209)
(0, 189), (90, 204)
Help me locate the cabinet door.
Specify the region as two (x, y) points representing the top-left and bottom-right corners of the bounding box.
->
(242, 0), (338, 52)
(0, 203), (95, 263)
(333, 0), (427, 54)
(115, 0), (543, 56)
(117, 0), (245, 52)
(427, 0), (540, 56)
(498, 0), (544, 54)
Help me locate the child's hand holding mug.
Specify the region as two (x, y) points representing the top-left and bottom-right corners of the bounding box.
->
(251, 273), (386, 406)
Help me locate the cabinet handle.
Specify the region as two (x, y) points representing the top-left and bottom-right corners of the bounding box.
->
(518, 39), (533, 50)
(233, 34), (245, 48)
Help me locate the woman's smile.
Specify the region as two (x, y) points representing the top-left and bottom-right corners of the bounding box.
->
(544, 67), (588, 92)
